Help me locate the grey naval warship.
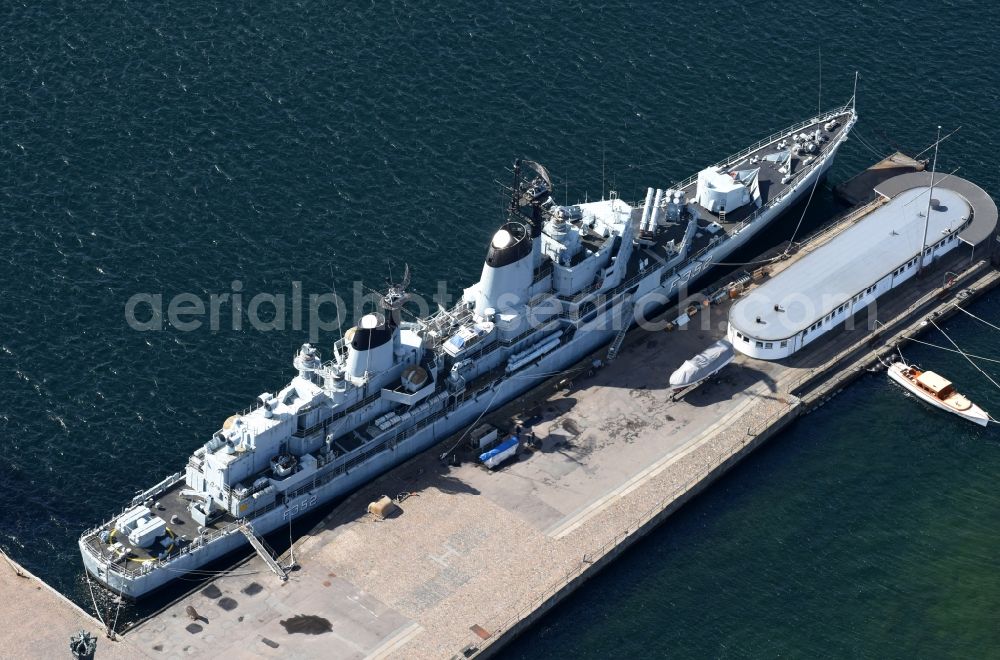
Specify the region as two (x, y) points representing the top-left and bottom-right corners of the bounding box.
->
(80, 102), (856, 598)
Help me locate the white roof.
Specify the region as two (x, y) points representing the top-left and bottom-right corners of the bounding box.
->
(916, 371), (952, 394)
(576, 197), (632, 229)
(699, 167), (744, 193)
(730, 186), (970, 341)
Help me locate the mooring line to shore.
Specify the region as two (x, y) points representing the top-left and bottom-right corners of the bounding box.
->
(930, 318), (1000, 394)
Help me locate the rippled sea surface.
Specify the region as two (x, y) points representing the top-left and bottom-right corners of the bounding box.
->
(1, 1), (998, 657)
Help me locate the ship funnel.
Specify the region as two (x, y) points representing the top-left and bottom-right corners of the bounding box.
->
(345, 312), (396, 382)
(476, 221), (533, 316)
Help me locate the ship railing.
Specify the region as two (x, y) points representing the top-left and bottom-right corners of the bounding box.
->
(728, 119), (854, 238)
(104, 515), (256, 579)
(561, 264), (658, 306)
(423, 301), (476, 334)
(81, 506), (133, 540)
(532, 261), (554, 284)
(561, 121), (855, 310)
(102, 383), (523, 579)
(98, 371), (538, 580)
(667, 103), (855, 193)
(293, 389), (382, 439)
(129, 471), (184, 508)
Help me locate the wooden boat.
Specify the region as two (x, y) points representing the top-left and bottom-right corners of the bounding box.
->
(887, 361), (989, 427)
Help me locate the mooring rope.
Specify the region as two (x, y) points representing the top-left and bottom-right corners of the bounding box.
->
(900, 335), (1000, 364)
(84, 574), (108, 631)
(953, 305), (1000, 334)
(929, 318), (1000, 392)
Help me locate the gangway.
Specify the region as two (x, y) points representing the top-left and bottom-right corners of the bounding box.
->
(606, 293), (635, 362)
(238, 521), (287, 581)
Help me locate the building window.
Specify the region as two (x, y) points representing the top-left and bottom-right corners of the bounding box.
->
(765, 342), (773, 349)
(780, 340), (788, 348)
(755, 341), (763, 348)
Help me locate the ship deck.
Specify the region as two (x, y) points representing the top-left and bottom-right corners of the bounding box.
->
(83, 477), (235, 568)
(84, 107), (854, 592)
(633, 108), (854, 260)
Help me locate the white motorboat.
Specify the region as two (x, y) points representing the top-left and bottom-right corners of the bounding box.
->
(669, 339), (736, 400)
(887, 361), (990, 427)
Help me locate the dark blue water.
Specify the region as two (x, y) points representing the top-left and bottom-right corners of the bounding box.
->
(1, 1), (998, 656)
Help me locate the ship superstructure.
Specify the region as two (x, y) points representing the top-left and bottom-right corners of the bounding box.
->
(80, 103), (857, 598)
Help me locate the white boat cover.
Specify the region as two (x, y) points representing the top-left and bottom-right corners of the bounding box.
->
(669, 339), (735, 388)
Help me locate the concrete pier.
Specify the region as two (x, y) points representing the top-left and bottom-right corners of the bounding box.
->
(121, 175), (999, 659)
(0, 549), (146, 659)
(833, 151), (926, 205)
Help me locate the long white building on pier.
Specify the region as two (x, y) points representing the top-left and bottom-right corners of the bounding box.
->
(728, 173), (997, 360)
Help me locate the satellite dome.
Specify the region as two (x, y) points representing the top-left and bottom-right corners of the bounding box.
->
(360, 313), (382, 329)
(492, 229), (513, 248)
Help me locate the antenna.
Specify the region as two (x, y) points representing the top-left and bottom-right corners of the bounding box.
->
(818, 46), (822, 115)
(601, 141), (606, 201)
(917, 125), (942, 277)
(381, 263), (412, 323)
(330, 264), (344, 349)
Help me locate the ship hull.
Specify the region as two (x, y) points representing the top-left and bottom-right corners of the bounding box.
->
(887, 364), (990, 426)
(81, 115), (849, 599)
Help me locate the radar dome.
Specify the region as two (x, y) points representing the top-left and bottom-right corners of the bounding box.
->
(492, 229), (513, 248)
